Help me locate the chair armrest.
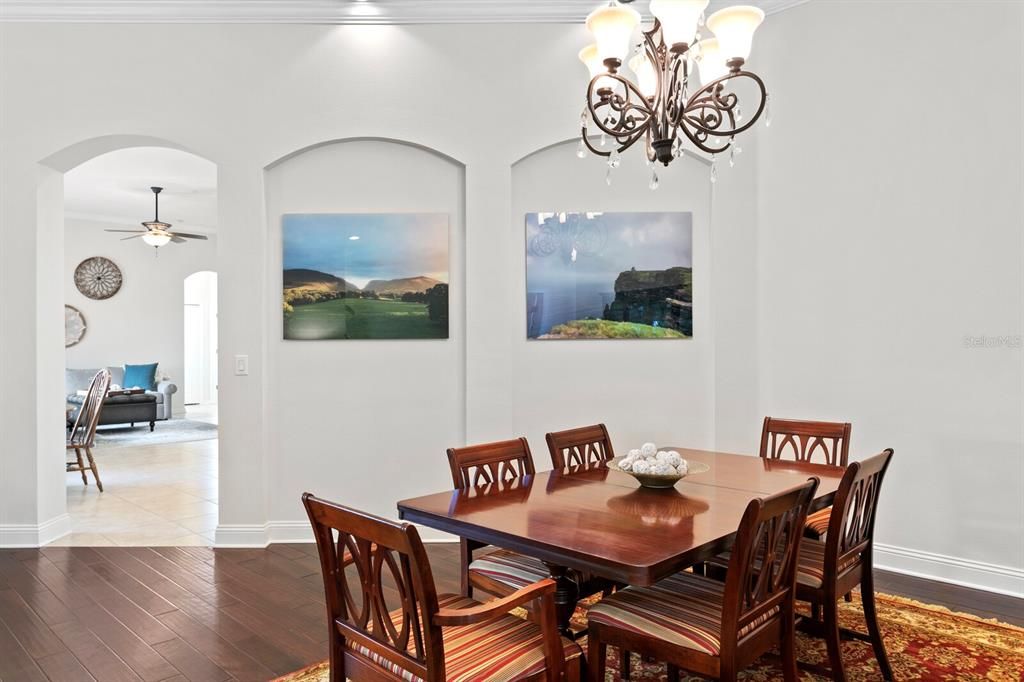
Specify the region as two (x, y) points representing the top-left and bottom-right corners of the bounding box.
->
(155, 380), (178, 395)
(433, 578), (555, 627)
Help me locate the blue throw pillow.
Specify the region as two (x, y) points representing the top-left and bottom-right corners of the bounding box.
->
(123, 363), (158, 391)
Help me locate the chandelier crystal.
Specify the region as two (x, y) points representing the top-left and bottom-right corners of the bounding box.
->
(579, 0), (768, 176)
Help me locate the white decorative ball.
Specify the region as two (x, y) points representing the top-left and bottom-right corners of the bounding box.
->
(628, 448), (642, 459)
(652, 462), (673, 475)
(664, 451), (682, 467)
(632, 460), (651, 474)
(619, 459), (634, 472)
(640, 442), (657, 457)
(655, 451), (669, 462)
(676, 460), (689, 475)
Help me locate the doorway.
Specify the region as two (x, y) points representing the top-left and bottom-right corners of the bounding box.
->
(184, 271), (218, 424)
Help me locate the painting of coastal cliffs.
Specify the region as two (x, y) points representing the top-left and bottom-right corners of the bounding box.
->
(282, 213), (449, 340)
(526, 212), (692, 340)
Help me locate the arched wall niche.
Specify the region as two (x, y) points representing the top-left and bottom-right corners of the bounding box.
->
(260, 137), (467, 533)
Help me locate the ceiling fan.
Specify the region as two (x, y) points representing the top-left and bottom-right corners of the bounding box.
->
(105, 186), (209, 248)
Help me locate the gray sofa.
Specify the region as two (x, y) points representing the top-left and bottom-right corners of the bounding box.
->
(66, 367), (177, 422)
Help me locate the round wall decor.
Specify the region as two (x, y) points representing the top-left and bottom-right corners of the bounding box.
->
(65, 305), (86, 347)
(74, 256), (122, 300)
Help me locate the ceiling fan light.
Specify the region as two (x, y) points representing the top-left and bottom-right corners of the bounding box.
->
(586, 2), (641, 63)
(142, 232), (172, 247)
(706, 5), (765, 62)
(649, 0), (709, 47)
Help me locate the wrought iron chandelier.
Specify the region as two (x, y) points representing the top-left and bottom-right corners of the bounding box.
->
(578, 0), (770, 188)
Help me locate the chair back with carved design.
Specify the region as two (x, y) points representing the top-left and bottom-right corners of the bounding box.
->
(824, 449), (893, 578)
(303, 493), (445, 681)
(447, 438), (536, 489)
(68, 369), (111, 448)
(546, 423), (615, 470)
(760, 417), (851, 466)
(721, 478), (818, 655)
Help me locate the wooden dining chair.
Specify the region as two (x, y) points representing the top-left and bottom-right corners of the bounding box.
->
(586, 478), (819, 682)
(302, 493), (583, 682)
(446, 438), (550, 600)
(792, 449), (894, 681)
(67, 368), (111, 492)
(546, 423), (615, 470)
(761, 416), (851, 539)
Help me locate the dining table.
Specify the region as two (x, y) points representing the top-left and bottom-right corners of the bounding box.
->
(397, 447), (845, 635)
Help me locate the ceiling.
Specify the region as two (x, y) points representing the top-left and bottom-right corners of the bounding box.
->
(1, 0), (809, 24)
(64, 147), (218, 233)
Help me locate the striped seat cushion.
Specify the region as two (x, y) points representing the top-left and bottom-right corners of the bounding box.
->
(796, 539), (860, 589)
(469, 549), (551, 592)
(804, 506), (832, 536)
(348, 594), (582, 682)
(587, 573), (777, 656)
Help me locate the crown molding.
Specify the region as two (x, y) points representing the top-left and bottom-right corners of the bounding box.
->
(0, 0), (812, 25)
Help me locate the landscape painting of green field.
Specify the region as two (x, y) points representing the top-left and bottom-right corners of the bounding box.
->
(526, 212), (692, 340)
(282, 213), (449, 340)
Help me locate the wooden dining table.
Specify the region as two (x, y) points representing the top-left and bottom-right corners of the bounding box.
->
(397, 447), (845, 635)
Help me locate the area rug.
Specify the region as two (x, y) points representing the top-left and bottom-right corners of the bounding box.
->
(93, 418), (217, 447)
(273, 591), (1024, 681)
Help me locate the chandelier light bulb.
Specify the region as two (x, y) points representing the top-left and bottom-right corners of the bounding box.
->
(695, 38), (728, 85)
(706, 5), (765, 63)
(578, 44), (604, 79)
(649, 0), (709, 48)
(628, 52), (659, 98)
(586, 2), (641, 63)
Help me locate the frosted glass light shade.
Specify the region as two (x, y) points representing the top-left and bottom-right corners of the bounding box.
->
(142, 232), (172, 247)
(649, 0), (708, 47)
(579, 44), (605, 78)
(706, 5), (764, 62)
(586, 2), (641, 62)
(695, 38), (729, 85)
(628, 52), (659, 97)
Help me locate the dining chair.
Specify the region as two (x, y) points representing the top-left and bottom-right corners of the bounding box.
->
(446, 438), (550, 600)
(67, 368), (111, 492)
(792, 449), (894, 681)
(761, 416), (851, 539)
(586, 478), (819, 682)
(302, 493), (583, 682)
(546, 423), (615, 470)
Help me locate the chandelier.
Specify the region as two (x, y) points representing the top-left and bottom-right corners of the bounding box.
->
(578, 0), (770, 187)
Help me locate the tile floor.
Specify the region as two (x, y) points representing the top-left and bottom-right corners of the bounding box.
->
(55, 436), (218, 546)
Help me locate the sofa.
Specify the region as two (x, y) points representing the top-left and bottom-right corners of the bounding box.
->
(66, 366), (177, 426)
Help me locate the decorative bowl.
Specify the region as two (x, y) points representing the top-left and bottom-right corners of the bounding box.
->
(610, 457), (710, 489)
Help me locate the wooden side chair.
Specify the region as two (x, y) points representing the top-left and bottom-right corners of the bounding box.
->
(761, 416), (851, 538)
(302, 493), (582, 682)
(446, 438), (551, 600)
(546, 423), (615, 470)
(793, 449), (895, 681)
(586, 478), (819, 682)
(67, 368), (111, 492)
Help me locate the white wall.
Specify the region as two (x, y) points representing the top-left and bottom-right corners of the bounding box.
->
(1, 6), (1021, 594)
(64, 218), (216, 414)
(753, 1), (1024, 593)
(184, 270), (218, 405)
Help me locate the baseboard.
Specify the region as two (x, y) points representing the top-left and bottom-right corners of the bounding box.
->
(0, 513), (72, 548)
(214, 521), (457, 548)
(874, 543), (1024, 599)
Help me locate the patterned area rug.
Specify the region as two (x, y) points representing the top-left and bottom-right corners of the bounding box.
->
(93, 418), (217, 447)
(274, 591), (1024, 681)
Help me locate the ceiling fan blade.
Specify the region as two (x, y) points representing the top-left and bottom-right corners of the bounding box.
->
(120, 234), (147, 240)
(106, 229), (146, 233)
(170, 236), (187, 244)
(171, 232), (209, 240)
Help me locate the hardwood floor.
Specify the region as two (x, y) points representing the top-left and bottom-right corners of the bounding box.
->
(0, 543), (1020, 681)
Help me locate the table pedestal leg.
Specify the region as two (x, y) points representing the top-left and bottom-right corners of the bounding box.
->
(543, 562), (580, 638)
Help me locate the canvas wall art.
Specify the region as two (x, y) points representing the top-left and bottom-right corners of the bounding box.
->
(526, 211), (692, 340)
(283, 213), (449, 340)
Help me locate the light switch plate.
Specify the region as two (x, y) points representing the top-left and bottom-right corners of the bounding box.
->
(234, 355), (249, 376)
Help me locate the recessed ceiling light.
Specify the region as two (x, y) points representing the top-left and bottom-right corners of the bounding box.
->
(349, 235), (360, 240)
